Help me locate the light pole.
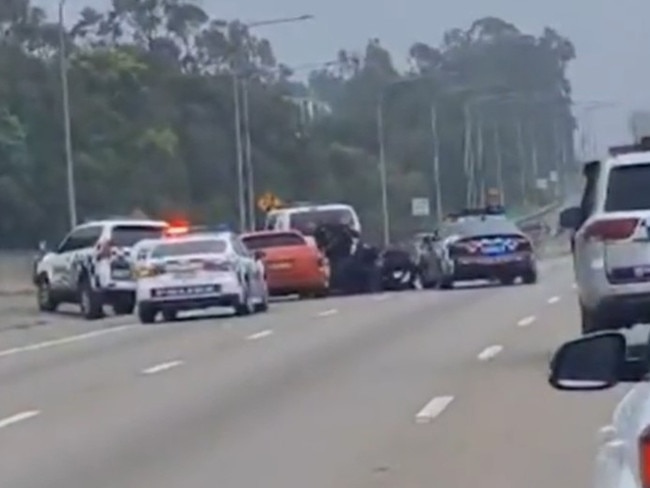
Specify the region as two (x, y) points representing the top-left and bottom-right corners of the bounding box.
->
(58, 0), (77, 228)
(233, 14), (314, 231)
(376, 97), (390, 245)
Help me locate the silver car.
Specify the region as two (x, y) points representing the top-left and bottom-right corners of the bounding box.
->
(560, 138), (650, 333)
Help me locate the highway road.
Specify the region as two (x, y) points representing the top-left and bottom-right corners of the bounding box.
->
(0, 255), (629, 487)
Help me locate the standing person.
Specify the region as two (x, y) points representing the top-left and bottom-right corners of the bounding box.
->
(485, 188), (505, 215)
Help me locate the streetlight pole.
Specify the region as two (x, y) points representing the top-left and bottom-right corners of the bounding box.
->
(234, 14), (314, 232)
(430, 104), (443, 223)
(232, 73), (246, 232)
(376, 98), (390, 246)
(58, 0), (77, 228)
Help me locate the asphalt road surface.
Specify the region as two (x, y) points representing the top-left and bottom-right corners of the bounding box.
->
(0, 255), (628, 487)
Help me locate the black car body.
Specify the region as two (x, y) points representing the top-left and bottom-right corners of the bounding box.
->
(424, 215), (538, 288)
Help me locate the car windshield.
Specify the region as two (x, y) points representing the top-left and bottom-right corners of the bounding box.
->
(443, 217), (521, 238)
(111, 225), (165, 247)
(150, 239), (227, 258)
(289, 209), (355, 236)
(605, 163), (650, 211)
(242, 232), (305, 250)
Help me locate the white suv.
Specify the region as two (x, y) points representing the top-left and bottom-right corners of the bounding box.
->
(34, 218), (168, 319)
(560, 138), (650, 333)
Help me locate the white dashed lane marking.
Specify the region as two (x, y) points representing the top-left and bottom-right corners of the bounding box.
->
(317, 309), (338, 317)
(0, 325), (135, 360)
(415, 396), (454, 424)
(246, 329), (273, 340)
(0, 410), (40, 429)
(517, 315), (536, 327)
(477, 345), (503, 361)
(142, 360), (184, 375)
(548, 296), (560, 304)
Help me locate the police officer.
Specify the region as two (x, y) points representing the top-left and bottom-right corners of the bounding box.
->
(485, 188), (506, 215)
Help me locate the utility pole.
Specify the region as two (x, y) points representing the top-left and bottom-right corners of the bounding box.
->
(58, 0), (77, 228)
(430, 104), (443, 223)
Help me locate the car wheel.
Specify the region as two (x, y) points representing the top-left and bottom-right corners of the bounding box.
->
(37, 276), (58, 312)
(138, 304), (157, 324)
(580, 302), (614, 334)
(235, 286), (254, 316)
(79, 279), (104, 320)
(522, 269), (538, 285)
(112, 296), (135, 315)
(499, 276), (516, 286)
(162, 309), (178, 322)
(438, 275), (454, 290)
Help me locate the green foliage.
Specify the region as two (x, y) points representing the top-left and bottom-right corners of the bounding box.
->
(0, 0), (576, 246)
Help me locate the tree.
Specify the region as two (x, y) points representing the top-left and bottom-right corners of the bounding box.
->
(0, 2), (576, 246)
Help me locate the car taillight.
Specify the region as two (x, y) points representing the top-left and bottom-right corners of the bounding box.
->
(584, 218), (639, 242)
(639, 424), (650, 487)
(97, 239), (114, 259)
(515, 237), (532, 251)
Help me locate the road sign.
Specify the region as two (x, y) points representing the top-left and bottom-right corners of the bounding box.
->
(549, 171), (558, 183)
(535, 178), (548, 190)
(411, 198), (430, 217)
(257, 192), (283, 212)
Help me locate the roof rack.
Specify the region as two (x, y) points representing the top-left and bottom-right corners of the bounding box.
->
(608, 136), (650, 156)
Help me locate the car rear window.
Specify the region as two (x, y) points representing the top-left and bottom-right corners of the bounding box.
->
(242, 233), (305, 250)
(151, 239), (227, 258)
(111, 225), (165, 247)
(605, 163), (650, 211)
(289, 209), (355, 235)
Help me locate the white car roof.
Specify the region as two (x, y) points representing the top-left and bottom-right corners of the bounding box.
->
(607, 150), (650, 167)
(79, 219), (168, 228)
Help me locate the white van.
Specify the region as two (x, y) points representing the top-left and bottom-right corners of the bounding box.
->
(264, 204), (362, 238)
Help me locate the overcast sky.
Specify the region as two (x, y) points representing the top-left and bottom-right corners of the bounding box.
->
(38, 0), (650, 158)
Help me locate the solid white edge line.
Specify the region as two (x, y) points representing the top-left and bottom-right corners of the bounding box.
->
(477, 345), (504, 361)
(548, 296), (560, 304)
(415, 395), (454, 424)
(517, 315), (536, 327)
(0, 410), (40, 429)
(246, 329), (273, 340)
(0, 325), (136, 359)
(141, 360), (184, 375)
(317, 309), (338, 317)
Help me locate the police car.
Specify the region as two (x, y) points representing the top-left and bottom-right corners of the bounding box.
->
(134, 231), (269, 323)
(34, 218), (169, 319)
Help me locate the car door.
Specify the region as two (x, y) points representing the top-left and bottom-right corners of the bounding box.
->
(232, 237), (263, 297)
(574, 160), (602, 285)
(60, 226), (103, 290)
(49, 232), (79, 290)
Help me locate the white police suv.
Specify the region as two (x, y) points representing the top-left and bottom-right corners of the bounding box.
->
(34, 218), (168, 319)
(135, 231), (269, 323)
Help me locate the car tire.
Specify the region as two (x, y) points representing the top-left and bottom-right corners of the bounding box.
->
(36, 276), (58, 312)
(499, 276), (516, 286)
(79, 278), (104, 320)
(112, 295), (135, 315)
(138, 304), (157, 324)
(580, 302), (614, 334)
(438, 275), (454, 290)
(522, 269), (538, 285)
(162, 309), (178, 322)
(234, 287), (254, 316)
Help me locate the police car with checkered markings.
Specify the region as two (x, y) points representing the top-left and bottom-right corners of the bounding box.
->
(134, 231), (269, 323)
(34, 219), (168, 319)
(426, 214), (538, 288)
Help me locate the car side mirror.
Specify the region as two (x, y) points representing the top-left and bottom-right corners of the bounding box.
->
(253, 250), (265, 260)
(549, 332), (627, 391)
(559, 206), (581, 230)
